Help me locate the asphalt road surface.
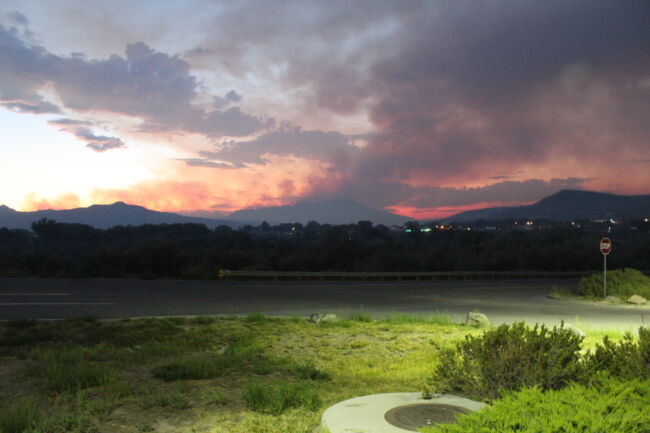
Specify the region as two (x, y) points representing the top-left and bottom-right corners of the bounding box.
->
(1, 278), (648, 330)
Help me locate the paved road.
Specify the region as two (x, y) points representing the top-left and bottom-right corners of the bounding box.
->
(1, 278), (648, 330)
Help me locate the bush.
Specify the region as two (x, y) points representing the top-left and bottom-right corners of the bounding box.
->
(583, 327), (650, 380)
(242, 380), (320, 415)
(577, 268), (650, 299)
(424, 322), (583, 401)
(421, 377), (650, 433)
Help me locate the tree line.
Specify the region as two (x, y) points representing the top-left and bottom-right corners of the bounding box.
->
(0, 218), (648, 279)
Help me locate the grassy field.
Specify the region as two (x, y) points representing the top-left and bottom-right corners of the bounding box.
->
(0, 314), (627, 433)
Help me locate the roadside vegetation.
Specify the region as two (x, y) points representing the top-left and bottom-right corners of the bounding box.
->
(0, 315), (646, 433)
(422, 322), (650, 432)
(0, 313), (475, 433)
(1, 218), (649, 278)
(577, 268), (650, 299)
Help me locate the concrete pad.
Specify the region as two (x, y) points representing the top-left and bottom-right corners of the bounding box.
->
(321, 392), (486, 433)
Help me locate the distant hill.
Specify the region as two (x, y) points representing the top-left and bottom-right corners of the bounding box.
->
(445, 190), (650, 222)
(0, 202), (240, 230)
(228, 200), (410, 225)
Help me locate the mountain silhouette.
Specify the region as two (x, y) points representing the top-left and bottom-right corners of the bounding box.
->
(445, 190), (650, 222)
(0, 202), (239, 230)
(228, 199), (410, 225)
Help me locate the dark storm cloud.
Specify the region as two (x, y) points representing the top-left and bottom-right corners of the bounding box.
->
(192, 0), (648, 205)
(195, 0), (421, 114)
(0, 25), (265, 137)
(311, 177), (589, 210)
(191, 128), (359, 167)
(350, 3), (645, 185)
(351, 0), (650, 183)
(402, 178), (589, 208)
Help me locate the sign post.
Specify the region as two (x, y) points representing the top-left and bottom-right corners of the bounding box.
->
(600, 238), (612, 298)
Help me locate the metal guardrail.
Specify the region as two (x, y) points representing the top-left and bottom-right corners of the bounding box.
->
(217, 270), (595, 281)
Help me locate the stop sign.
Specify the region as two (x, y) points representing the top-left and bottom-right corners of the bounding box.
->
(600, 238), (612, 255)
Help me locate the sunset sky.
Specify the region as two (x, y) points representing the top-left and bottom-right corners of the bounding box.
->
(1, 1), (649, 220)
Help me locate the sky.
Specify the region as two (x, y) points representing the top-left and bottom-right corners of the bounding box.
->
(1, 1), (649, 220)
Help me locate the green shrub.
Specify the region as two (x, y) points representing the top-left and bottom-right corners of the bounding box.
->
(424, 322), (583, 401)
(577, 268), (650, 298)
(242, 380), (320, 415)
(40, 350), (113, 393)
(421, 377), (650, 433)
(641, 327), (650, 368)
(583, 327), (650, 380)
(0, 399), (43, 433)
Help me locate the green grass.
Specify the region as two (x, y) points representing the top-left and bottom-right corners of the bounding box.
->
(152, 356), (234, 381)
(244, 313), (273, 323)
(204, 389), (228, 405)
(152, 334), (271, 380)
(143, 389), (191, 409)
(193, 315), (216, 325)
(40, 349), (114, 393)
(291, 362), (331, 381)
(0, 314), (634, 433)
(346, 313), (373, 322)
(0, 399), (43, 433)
(242, 380), (321, 415)
(383, 312), (452, 325)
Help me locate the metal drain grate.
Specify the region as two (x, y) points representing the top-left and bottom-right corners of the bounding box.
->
(384, 403), (469, 431)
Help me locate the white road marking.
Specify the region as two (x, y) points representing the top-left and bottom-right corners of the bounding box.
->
(0, 293), (70, 296)
(0, 302), (114, 306)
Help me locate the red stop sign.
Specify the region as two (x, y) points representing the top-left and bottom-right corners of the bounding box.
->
(600, 238), (612, 255)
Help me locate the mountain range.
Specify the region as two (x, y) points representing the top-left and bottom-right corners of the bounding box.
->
(228, 200), (410, 226)
(0, 199), (409, 229)
(443, 190), (650, 222)
(0, 202), (239, 230)
(1, 190), (649, 230)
